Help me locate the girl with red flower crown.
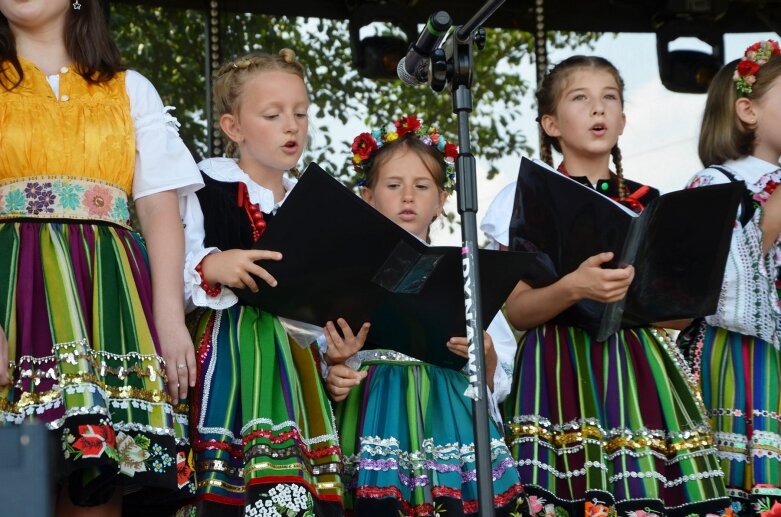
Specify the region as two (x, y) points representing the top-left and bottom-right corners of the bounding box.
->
(0, 1), (201, 515)
(482, 55), (730, 516)
(676, 39), (781, 516)
(324, 115), (529, 516)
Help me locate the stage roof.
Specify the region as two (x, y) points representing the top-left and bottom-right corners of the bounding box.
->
(114, 0), (781, 34)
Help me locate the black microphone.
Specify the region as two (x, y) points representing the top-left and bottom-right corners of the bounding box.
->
(397, 11), (452, 86)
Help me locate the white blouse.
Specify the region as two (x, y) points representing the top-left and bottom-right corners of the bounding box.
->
(481, 180), (517, 250)
(686, 156), (781, 347)
(46, 69), (203, 199)
(180, 157), (297, 312)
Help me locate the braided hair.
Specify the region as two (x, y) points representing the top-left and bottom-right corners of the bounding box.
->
(536, 55), (627, 199)
(213, 49), (306, 176)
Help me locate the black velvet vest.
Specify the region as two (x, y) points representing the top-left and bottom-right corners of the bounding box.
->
(194, 173), (272, 251)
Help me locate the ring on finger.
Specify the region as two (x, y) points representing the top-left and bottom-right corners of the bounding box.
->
(177, 363), (186, 370)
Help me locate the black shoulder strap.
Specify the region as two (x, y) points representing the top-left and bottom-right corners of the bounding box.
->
(708, 165), (755, 226)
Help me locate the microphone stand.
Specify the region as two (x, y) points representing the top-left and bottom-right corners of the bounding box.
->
(426, 0), (506, 514)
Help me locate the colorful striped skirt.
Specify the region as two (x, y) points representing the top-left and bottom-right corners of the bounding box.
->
(0, 219), (195, 513)
(334, 354), (527, 517)
(505, 324), (730, 516)
(187, 305), (343, 516)
(679, 321), (781, 516)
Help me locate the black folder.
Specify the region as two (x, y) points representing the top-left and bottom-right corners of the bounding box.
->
(510, 157), (743, 340)
(234, 162), (548, 370)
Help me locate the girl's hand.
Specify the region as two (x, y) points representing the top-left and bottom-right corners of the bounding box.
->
(446, 331), (497, 391)
(201, 249), (282, 293)
(324, 318), (370, 365)
(567, 252), (634, 303)
(326, 364), (367, 402)
(0, 326), (9, 386)
(156, 316), (197, 400)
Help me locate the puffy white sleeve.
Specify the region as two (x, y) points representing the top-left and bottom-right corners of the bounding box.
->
(689, 169), (781, 346)
(127, 70), (203, 200)
(180, 192), (238, 313)
(486, 312), (517, 407)
(480, 181), (517, 250)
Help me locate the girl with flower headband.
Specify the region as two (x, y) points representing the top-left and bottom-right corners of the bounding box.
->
(179, 50), (345, 516)
(0, 1), (201, 515)
(676, 39), (781, 516)
(481, 55), (730, 515)
(324, 114), (528, 516)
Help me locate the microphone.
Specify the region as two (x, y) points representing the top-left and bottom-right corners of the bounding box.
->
(397, 11), (452, 86)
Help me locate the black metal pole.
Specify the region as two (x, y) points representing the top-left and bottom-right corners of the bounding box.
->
(402, 1), (505, 512)
(456, 0), (505, 41)
(443, 1), (504, 514)
(205, 0), (223, 158)
(453, 82), (496, 516)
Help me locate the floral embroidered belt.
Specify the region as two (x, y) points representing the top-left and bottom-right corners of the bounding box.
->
(0, 176), (131, 229)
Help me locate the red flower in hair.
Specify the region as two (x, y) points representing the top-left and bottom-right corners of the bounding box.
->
(394, 115), (421, 137)
(737, 60), (761, 77)
(351, 133), (378, 160)
(735, 40), (781, 95)
(444, 143), (459, 160)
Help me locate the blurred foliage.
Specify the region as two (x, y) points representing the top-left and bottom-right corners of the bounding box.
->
(110, 6), (598, 189)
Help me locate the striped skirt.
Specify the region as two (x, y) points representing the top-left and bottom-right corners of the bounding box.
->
(505, 324), (730, 516)
(679, 321), (781, 516)
(334, 355), (527, 517)
(0, 220), (194, 513)
(187, 305), (343, 516)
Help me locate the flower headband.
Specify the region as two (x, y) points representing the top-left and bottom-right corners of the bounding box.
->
(351, 115), (458, 192)
(734, 39), (781, 96)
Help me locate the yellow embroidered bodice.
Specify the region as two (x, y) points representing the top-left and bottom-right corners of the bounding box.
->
(0, 57), (135, 193)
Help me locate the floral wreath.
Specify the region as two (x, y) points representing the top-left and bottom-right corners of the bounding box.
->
(350, 115), (458, 192)
(734, 39), (781, 96)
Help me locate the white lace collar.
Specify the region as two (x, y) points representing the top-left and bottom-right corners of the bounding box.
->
(198, 157), (297, 214)
(723, 155), (780, 188)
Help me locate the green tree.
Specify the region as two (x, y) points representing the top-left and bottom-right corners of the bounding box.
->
(110, 6), (598, 186)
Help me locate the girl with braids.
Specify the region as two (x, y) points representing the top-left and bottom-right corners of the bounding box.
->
(0, 0), (200, 515)
(677, 40), (781, 516)
(180, 50), (344, 516)
(324, 115), (527, 517)
(481, 55), (730, 516)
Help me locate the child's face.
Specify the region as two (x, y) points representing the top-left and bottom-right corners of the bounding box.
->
(750, 74), (781, 163)
(541, 68), (625, 162)
(361, 147), (447, 241)
(222, 70), (309, 176)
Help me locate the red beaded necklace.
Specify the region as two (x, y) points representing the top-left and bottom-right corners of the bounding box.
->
(237, 182), (268, 242)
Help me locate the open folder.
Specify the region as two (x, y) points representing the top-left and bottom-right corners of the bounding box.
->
(510, 157), (743, 340)
(234, 162), (548, 370)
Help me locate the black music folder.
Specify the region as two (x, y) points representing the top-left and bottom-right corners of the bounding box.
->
(510, 157), (743, 340)
(234, 162), (548, 370)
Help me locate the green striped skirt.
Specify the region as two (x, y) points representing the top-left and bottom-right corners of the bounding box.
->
(187, 304), (343, 516)
(505, 324), (730, 516)
(0, 219), (194, 513)
(679, 321), (781, 516)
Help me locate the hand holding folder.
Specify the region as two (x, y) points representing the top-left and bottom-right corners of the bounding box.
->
(510, 157), (743, 340)
(233, 163), (548, 370)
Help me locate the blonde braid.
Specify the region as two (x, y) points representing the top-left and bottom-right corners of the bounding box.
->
(612, 145), (626, 199)
(540, 134), (554, 167)
(213, 49), (306, 158)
